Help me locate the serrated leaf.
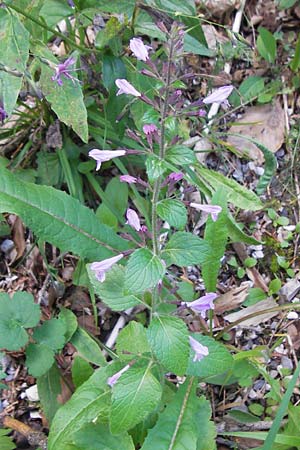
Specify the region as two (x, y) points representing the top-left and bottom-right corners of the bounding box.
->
(88, 265), (143, 311)
(166, 145), (197, 165)
(162, 232), (211, 267)
(196, 167), (263, 211)
(187, 335), (233, 380)
(37, 364), (62, 423)
(33, 318), (66, 351)
(110, 362), (162, 434)
(72, 356), (94, 389)
(125, 248), (165, 293)
(48, 364), (119, 450)
(116, 321), (151, 361)
(0, 167), (131, 261)
(202, 190), (228, 291)
(74, 422), (134, 450)
(146, 156), (168, 182)
(0, 9), (29, 115)
(141, 379), (202, 450)
(147, 316), (189, 375)
(0, 292), (40, 351)
(26, 343), (55, 377)
(70, 327), (106, 366)
(157, 199), (187, 229)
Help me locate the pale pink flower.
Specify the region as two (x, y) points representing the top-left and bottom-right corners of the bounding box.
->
(143, 123), (158, 146)
(89, 149), (126, 171)
(130, 38), (152, 62)
(168, 172), (184, 183)
(182, 293), (217, 318)
(120, 175), (137, 184)
(51, 57), (77, 86)
(189, 336), (209, 362)
(126, 208), (141, 231)
(115, 79), (141, 97)
(190, 203), (222, 222)
(107, 364), (130, 387)
(203, 85), (233, 108)
(90, 254), (124, 282)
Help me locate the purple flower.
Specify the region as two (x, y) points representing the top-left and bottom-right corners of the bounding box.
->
(189, 336), (209, 362)
(190, 203), (222, 222)
(89, 149), (126, 171)
(143, 123), (158, 146)
(90, 254), (124, 282)
(130, 38), (152, 62)
(203, 85), (234, 108)
(51, 57), (77, 86)
(120, 175), (137, 184)
(198, 109), (206, 117)
(107, 364), (130, 387)
(126, 208), (141, 231)
(115, 79), (141, 97)
(168, 172), (184, 183)
(182, 293), (217, 318)
(0, 105), (8, 124)
(67, 0), (75, 6)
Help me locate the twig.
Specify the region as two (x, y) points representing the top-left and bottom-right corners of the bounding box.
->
(2, 416), (47, 450)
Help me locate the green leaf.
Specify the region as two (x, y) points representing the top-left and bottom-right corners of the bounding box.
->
(238, 76), (265, 103)
(71, 327), (106, 366)
(166, 145), (197, 165)
(26, 343), (55, 377)
(154, 0), (195, 14)
(157, 199), (187, 229)
(141, 379), (206, 450)
(202, 190), (228, 291)
(0, 428), (16, 450)
(184, 34), (214, 57)
(0, 167), (130, 261)
(48, 364), (118, 450)
(102, 55), (126, 90)
(0, 9), (29, 115)
(0, 292), (40, 351)
(226, 213), (262, 245)
(257, 27), (277, 64)
(147, 316), (189, 376)
(72, 356), (94, 389)
(279, 0), (298, 8)
(125, 248), (166, 294)
(146, 156), (168, 182)
(74, 422), (135, 450)
(96, 177), (128, 229)
(110, 362), (162, 434)
(33, 318), (66, 351)
(162, 232), (211, 267)
(187, 335), (234, 380)
(290, 33), (300, 72)
(88, 264), (143, 311)
(37, 364), (63, 423)
(58, 308), (78, 342)
(40, 0), (73, 27)
(36, 150), (62, 187)
(116, 321), (151, 361)
(196, 166), (263, 211)
(196, 397), (217, 450)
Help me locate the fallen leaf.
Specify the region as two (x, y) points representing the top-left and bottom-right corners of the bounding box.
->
(200, 0), (240, 17)
(11, 215), (25, 259)
(215, 282), (251, 315)
(224, 298), (278, 326)
(227, 100), (285, 163)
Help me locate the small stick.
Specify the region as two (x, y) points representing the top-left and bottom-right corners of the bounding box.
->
(2, 416), (47, 450)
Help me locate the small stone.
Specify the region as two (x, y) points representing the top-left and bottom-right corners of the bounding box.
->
(25, 384), (39, 402)
(281, 356), (293, 370)
(29, 410), (42, 419)
(287, 311), (298, 320)
(0, 239), (14, 253)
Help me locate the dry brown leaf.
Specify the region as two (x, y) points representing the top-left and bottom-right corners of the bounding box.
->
(279, 274), (300, 302)
(227, 100), (285, 163)
(224, 298), (278, 327)
(11, 215), (25, 259)
(215, 282), (250, 315)
(200, 0), (240, 17)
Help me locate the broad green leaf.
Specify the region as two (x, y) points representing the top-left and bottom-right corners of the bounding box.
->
(162, 232), (211, 267)
(184, 34), (214, 57)
(74, 422), (135, 450)
(196, 166), (263, 211)
(96, 177), (128, 230)
(226, 213), (262, 245)
(166, 145), (197, 166)
(0, 9), (29, 115)
(279, 0), (298, 8)
(37, 364), (63, 423)
(125, 248), (165, 293)
(40, 0), (73, 27)
(154, 0), (196, 15)
(202, 190), (228, 291)
(72, 356), (94, 389)
(58, 308), (78, 342)
(26, 343), (55, 377)
(81, 0), (136, 16)
(146, 156), (168, 182)
(238, 76), (265, 103)
(0, 428), (16, 450)
(33, 318), (66, 351)
(116, 321), (151, 361)
(257, 27), (277, 64)
(0, 292), (40, 351)
(196, 397), (217, 450)
(71, 327), (106, 366)
(147, 316), (189, 376)
(110, 362), (162, 434)
(187, 335), (234, 380)
(141, 379), (203, 450)
(157, 199), (187, 229)
(48, 364), (119, 450)
(95, 16), (122, 50)
(0, 167), (131, 261)
(290, 34), (300, 72)
(88, 265), (143, 311)
(102, 55), (126, 90)
(36, 150), (63, 187)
